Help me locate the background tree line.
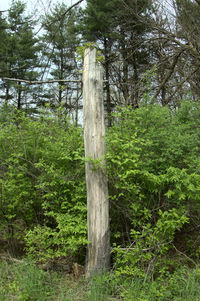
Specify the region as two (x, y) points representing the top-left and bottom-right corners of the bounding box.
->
(0, 0), (199, 118)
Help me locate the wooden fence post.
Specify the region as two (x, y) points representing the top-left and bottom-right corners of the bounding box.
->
(83, 48), (110, 277)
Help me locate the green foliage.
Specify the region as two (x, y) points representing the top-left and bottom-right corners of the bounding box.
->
(106, 102), (200, 278)
(76, 42), (104, 63)
(0, 100), (200, 279)
(41, 3), (81, 107)
(113, 208), (189, 279)
(116, 266), (200, 301)
(87, 271), (117, 301)
(1, 259), (200, 301)
(83, 0), (121, 40)
(0, 260), (55, 301)
(0, 107), (86, 261)
(2, 0), (40, 109)
(140, 65), (157, 104)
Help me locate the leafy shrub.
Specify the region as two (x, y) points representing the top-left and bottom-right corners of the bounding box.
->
(0, 107), (87, 261)
(0, 101), (200, 271)
(113, 208), (189, 279)
(118, 266), (200, 301)
(106, 102), (200, 277)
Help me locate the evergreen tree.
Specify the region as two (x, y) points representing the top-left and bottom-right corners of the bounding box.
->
(41, 3), (81, 116)
(0, 0), (40, 110)
(0, 12), (11, 105)
(82, 0), (153, 123)
(83, 0), (121, 126)
(113, 0), (153, 108)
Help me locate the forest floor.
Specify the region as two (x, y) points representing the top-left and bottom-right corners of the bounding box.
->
(0, 254), (120, 301)
(1, 254), (200, 301)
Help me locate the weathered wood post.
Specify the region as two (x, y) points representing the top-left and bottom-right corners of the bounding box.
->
(83, 48), (110, 277)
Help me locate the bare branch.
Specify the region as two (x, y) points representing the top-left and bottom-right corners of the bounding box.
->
(152, 51), (183, 102)
(165, 67), (199, 104)
(61, 0), (85, 18)
(2, 77), (109, 85)
(2, 77), (82, 85)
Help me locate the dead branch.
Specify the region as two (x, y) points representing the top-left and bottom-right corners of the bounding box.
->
(2, 77), (82, 85)
(165, 67), (199, 104)
(61, 0), (85, 18)
(152, 51), (183, 102)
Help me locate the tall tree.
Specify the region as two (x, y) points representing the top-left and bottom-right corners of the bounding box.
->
(111, 0), (153, 108)
(0, 12), (10, 105)
(83, 0), (153, 123)
(41, 3), (81, 117)
(146, 0), (200, 105)
(83, 0), (122, 126)
(175, 0), (200, 98)
(1, 0), (40, 110)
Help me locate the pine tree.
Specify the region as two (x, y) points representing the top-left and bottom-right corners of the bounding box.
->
(0, 0), (40, 110)
(113, 0), (153, 107)
(82, 0), (121, 126)
(41, 3), (81, 116)
(0, 12), (11, 105)
(82, 0), (153, 122)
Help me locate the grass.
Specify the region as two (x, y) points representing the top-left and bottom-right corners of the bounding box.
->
(0, 258), (200, 300)
(0, 258), (87, 301)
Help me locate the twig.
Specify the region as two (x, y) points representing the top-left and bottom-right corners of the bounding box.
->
(173, 245), (197, 266)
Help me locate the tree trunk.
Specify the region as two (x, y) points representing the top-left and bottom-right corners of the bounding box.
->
(5, 85), (9, 106)
(83, 48), (110, 278)
(58, 47), (64, 104)
(104, 38), (112, 127)
(17, 81), (22, 110)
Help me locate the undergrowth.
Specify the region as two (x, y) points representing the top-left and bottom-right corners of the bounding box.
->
(1, 258), (200, 301)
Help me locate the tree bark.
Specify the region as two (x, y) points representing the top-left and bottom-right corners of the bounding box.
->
(17, 81), (22, 110)
(83, 48), (110, 278)
(104, 38), (112, 127)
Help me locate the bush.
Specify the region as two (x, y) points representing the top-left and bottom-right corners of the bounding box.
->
(106, 102), (200, 277)
(0, 101), (200, 273)
(118, 266), (200, 301)
(0, 107), (87, 261)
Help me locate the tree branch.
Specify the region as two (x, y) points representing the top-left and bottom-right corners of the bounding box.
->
(165, 67), (199, 104)
(61, 0), (85, 18)
(152, 51), (183, 102)
(2, 77), (81, 85)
